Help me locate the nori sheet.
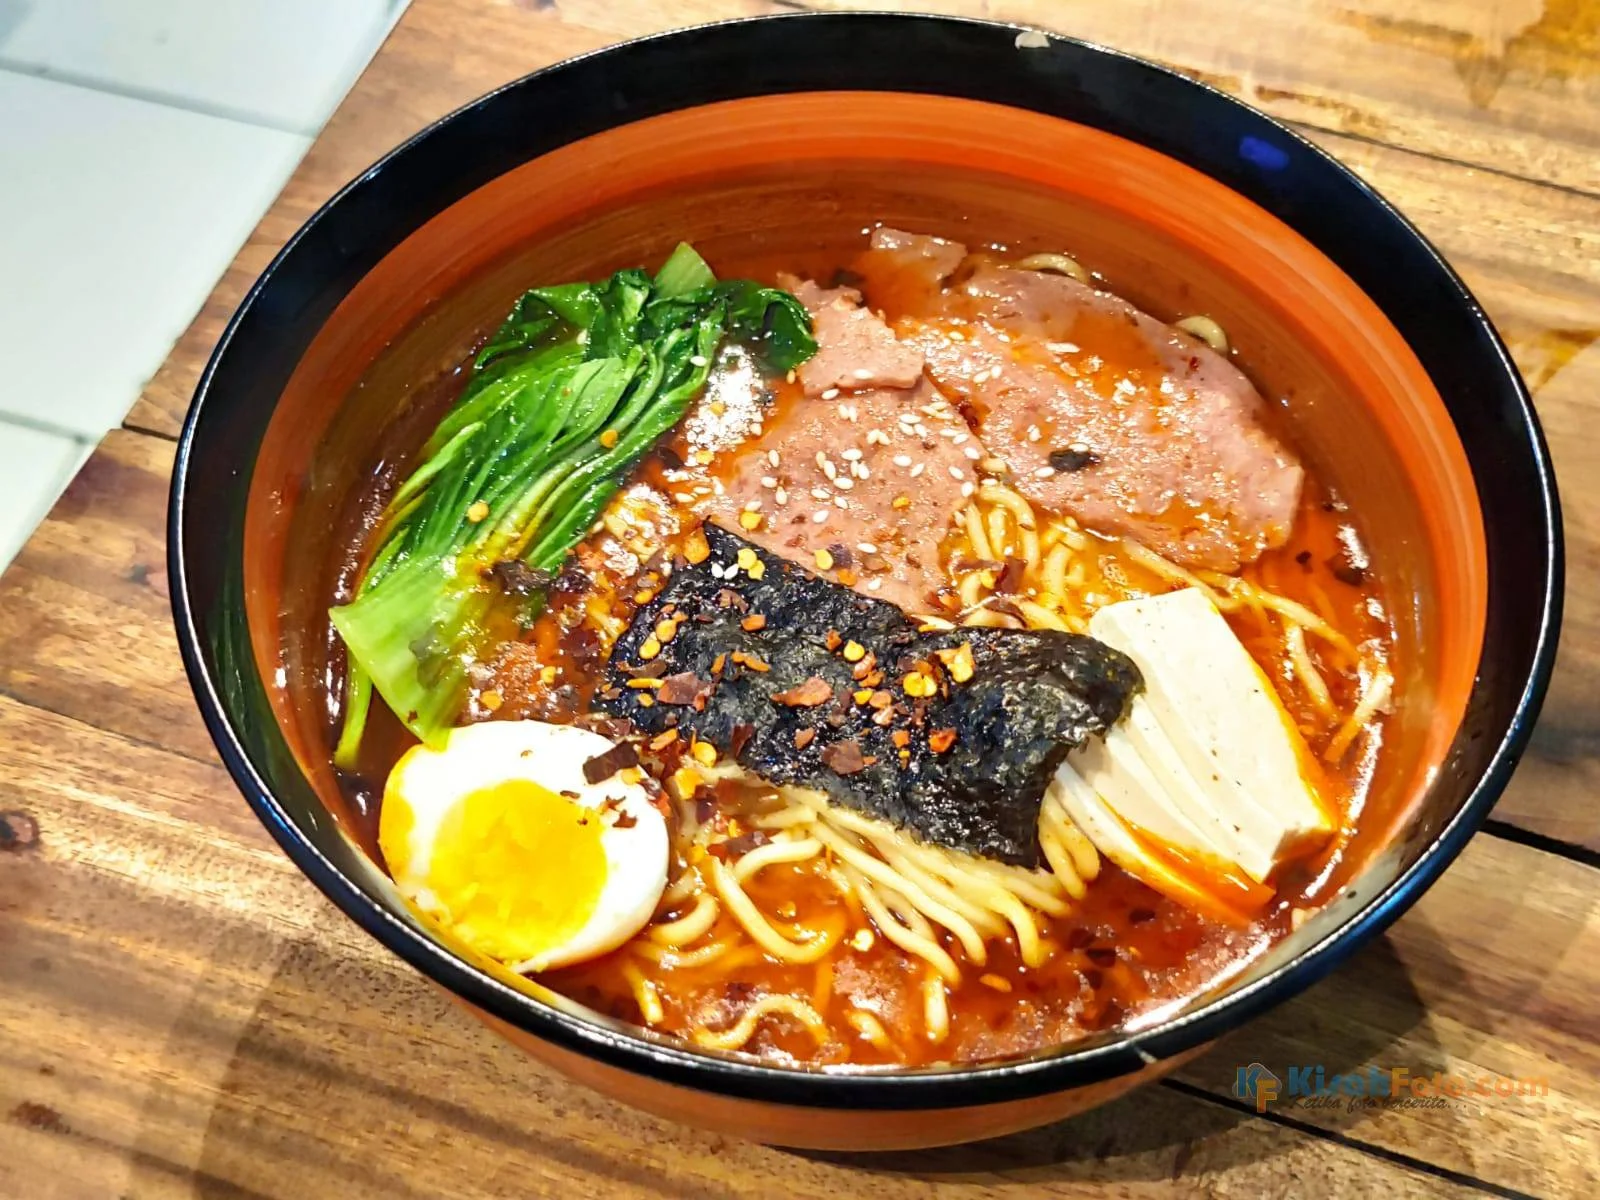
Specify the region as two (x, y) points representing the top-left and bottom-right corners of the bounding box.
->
(594, 525), (1140, 866)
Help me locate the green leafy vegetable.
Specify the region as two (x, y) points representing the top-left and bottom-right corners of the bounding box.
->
(653, 241), (717, 298)
(329, 244), (816, 765)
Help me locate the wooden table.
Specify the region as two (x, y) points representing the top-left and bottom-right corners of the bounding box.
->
(3, 2), (1596, 1196)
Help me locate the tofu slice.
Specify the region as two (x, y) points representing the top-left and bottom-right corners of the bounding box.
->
(1047, 765), (1268, 924)
(1074, 725), (1220, 865)
(1081, 587), (1334, 885)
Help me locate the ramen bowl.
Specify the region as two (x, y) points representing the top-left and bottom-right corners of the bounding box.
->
(169, 13), (1559, 1150)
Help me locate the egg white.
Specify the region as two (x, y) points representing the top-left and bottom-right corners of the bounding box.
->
(382, 719), (669, 972)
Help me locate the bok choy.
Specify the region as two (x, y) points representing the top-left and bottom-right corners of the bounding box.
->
(330, 243), (816, 765)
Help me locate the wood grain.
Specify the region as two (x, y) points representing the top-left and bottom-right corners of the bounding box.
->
(807, 0), (1600, 194)
(0, 432), (216, 766)
(3, 694), (1589, 1198)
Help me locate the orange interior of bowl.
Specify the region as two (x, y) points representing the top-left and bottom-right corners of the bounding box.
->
(244, 91), (1486, 902)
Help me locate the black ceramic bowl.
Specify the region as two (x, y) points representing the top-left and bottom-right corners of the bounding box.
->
(169, 13), (1560, 1150)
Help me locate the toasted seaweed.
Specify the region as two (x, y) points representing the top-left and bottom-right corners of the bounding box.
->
(595, 525), (1140, 866)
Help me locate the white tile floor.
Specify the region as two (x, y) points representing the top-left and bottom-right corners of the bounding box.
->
(0, 0), (408, 571)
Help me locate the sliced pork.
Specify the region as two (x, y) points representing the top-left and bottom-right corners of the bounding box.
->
(860, 229), (1304, 571)
(779, 275), (925, 396)
(707, 378), (984, 614)
(704, 279), (982, 614)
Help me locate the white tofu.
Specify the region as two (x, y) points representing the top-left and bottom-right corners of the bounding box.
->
(1082, 587), (1333, 885)
(1074, 724), (1219, 864)
(1047, 765), (1237, 920)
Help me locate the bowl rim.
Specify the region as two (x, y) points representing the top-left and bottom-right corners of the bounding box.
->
(169, 10), (1563, 1110)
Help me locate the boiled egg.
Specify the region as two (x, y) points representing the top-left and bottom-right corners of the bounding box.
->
(380, 719), (669, 972)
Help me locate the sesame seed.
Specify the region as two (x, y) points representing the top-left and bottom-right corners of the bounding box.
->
(822, 460), (838, 481)
(821, 387), (840, 400)
(786, 369), (797, 384)
(948, 465), (965, 481)
(743, 498), (762, 511)
(843, 405), (858, 422)
(856, 465), (871, 480)
(760, 475), (778, 489)
(835, 477), (855, 491)
(1070, 441), (1090, 453)
(1026, 425), (1042, 442)
(711, 480), (725, 495)
(1034, 466), (1057, 479)
(774, 487), (788, 505)
(813, 509), (830, 523)
(857, 542), (879, 554)
(852, 367), (874, 379)
(674, 492), (695, 503)
(952, 433), (969, 445)
(892, 454), (913, 468)
(841, 448), (863, 461)
(811, 487), (832, 501)
(963, 445), (981, 460)
(961, 481), (976, 497)
(834, 496), (849, 509)
(768, 449), (781, 467)
(815, 451), (829, 470)
(837, 402), (851, 419)
(910, 463), (926, 478)
(867, 429), (889, 445)
(867, 578), (883, 591)
(1047, 341), (1080, 354)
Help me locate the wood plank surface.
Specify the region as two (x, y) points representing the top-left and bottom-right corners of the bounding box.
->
(3, 1), (1596, 1197)
(811, 0), (1600, 193)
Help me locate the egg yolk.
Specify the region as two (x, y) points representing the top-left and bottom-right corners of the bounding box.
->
(410, 779), (608, 965)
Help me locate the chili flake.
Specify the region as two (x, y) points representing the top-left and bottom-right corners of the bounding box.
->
(772, 676), (834, 707)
